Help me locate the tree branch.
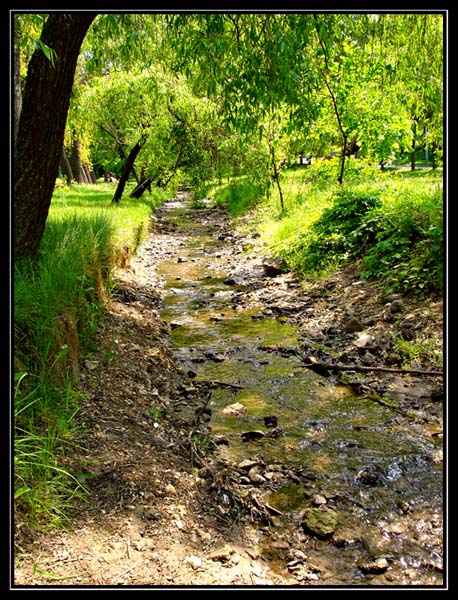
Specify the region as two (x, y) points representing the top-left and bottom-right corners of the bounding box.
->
(301, 359), (443, 377)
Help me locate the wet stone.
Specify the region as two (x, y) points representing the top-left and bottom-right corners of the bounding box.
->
(359, 557), (389, 575)
(301, 507), (339, 539)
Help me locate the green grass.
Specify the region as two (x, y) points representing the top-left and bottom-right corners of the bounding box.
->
(208, 160), (443, 296)
(14, 181), (172, 533)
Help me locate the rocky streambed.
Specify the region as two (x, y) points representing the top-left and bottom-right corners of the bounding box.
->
(14, 191), (444, 589)
(144, 193), (444, 586)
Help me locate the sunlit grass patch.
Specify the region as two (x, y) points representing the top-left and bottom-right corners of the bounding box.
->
(14, 181), (172, 531)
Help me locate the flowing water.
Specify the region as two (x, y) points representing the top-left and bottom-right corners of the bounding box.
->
(154, 196), (443, 586)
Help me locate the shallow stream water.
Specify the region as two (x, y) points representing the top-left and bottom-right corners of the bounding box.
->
(155, 196), (443, 587)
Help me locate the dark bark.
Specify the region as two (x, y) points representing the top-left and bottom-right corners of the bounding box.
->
(14, 13), (96, 260)
(89, 168), (98, 184)
(82, 163), (92, 184)
(69, 137), (85, 183)
(269, 142), (284, 212)
(13, 27), (22, 143)
(60, 147), (74, 186)
(99, 122), (140, 183)
(112, 136), (147, 203)
(302, 360), (442, 377)
(410, 120), (417, 171)
(129, 178), (152, 199)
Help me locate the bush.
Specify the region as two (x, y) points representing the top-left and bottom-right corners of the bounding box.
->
(360, 186), (443, 294)
(288, 190), (382, 273)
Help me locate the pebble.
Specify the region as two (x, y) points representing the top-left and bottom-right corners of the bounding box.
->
(185, 555), (202, 570)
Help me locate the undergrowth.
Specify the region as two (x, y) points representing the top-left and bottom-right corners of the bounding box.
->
(209, 160), (443, 296)
(13, 182), (171, 533)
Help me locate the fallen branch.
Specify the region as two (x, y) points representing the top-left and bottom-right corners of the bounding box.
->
(207, 380), (244, 390)
(301, 359), (442, 377)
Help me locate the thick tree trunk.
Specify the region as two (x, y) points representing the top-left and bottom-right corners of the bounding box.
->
(60, 147), (74, 186)
(14, 13), (96, 261)
(112, 136), (147, 203)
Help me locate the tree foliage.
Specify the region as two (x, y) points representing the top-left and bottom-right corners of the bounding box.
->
(13, 12), (444, 258)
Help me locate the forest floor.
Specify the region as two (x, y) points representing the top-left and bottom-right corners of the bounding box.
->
(13, 193), (444, 589)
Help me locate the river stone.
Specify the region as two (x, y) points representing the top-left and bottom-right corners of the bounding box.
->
(343, 315), (363, 333)
(223, 402), (247, 416)
(301, 507), (339, 539)
(262, 257), (287, 276)
(359, 557), (389, 574)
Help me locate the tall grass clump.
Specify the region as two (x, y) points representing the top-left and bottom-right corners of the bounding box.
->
(212, 178), (266, 217)
(14, 183), (171, 533)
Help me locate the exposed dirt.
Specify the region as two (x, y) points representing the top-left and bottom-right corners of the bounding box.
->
(13, 193), (444, 589)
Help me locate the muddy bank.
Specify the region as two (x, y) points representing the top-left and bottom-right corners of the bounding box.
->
(13, 193), (444, 588)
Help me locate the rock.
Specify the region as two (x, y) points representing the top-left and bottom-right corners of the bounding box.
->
(238, 458), (263, 470)
(165, 483), (177, 495)
(263, 415), (278, 428)
(262, 257), (287, 276)
(184, 555), (202, 570)
(241, 430), (265, 442)
(354, 333), (375, 348)
(389, 299), (405, 314)
(83, 359), (99, 370)
(222, 402), (247, 416)
(359, 557), (389, 574)
(208, 546), (235, 563)
(310, 494), (327, 506)
(301, 507), (339, 539)
(248, 467), (266, 484)
(343, 316), (363, 333)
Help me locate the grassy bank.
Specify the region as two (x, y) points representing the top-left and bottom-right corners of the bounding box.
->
(14, 182), (171, 533)
(209, 159), (443, 296)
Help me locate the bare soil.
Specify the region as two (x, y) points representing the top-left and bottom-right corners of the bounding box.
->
(13, 195), (444, 589)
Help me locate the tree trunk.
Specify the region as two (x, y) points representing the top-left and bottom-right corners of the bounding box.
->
(69, 136), (85, 183)
(82, 163), (92, 184)
(338, 136), (347, 185)
(269, 142), (284, 212)
(129, 178), (152, 199)
(13, 27), (22, 143)
(60, 147), (74, 186)
(14, 13), (96, 261)
(89, 168), (98, 184)
(410, 120), (417, 171)
(112, 136), (147, 203)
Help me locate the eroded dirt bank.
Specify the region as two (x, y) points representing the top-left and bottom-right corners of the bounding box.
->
(13, 192), (444, 588)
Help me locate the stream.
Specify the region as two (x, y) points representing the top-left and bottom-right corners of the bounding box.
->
(152, 194), (443, 587)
